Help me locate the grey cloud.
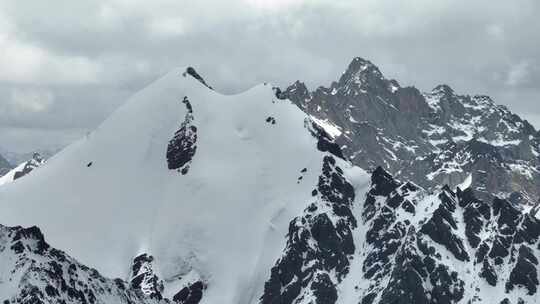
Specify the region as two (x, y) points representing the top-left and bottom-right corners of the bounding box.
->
(0, 0), (540, 153)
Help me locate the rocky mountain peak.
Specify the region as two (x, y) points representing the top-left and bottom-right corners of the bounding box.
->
(342, 57), (381, 77)
(432, 84), (455, 96)
(335, 57), (395, 95)
(284, 56), (540, 206)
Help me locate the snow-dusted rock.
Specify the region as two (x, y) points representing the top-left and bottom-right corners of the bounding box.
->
(284, 57), (540, 206)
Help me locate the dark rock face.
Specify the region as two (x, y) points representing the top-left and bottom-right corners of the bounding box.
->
(260, 155), (356, 304)
(284, 57), (540, 206)
(420, 191), (469, 262)
(506, 246), (539, 295)
(167, 97), (198, 175)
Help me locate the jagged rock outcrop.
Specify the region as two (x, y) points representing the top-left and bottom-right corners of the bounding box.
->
(166, 97), (197, 175)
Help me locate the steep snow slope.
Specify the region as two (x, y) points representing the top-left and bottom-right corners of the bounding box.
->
(0, 67), (368, 302)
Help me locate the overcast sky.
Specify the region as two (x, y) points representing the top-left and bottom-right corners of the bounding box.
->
(0, 0), (539, 153)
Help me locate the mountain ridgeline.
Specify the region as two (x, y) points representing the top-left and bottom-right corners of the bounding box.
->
(282, 57), (540, 206)
(0, 61), (538, 304)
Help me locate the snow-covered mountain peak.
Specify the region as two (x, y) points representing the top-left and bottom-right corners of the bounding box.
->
(0, 66), (370, 303)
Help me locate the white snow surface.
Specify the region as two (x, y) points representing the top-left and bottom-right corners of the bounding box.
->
(0, 68), (364, 303)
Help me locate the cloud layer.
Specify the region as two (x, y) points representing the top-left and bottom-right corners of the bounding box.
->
(1, 0), (539, 152)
